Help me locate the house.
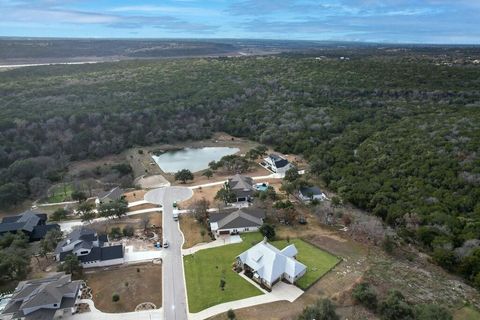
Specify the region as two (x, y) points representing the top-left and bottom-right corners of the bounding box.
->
(236, 238), (307, 289)
(227, 174), (255, 205)
(209, 207), (266, 236)
(55, 227), (124, 268)
(0, 272), (82, 320)
(95, 186), (125, 207)
(263, 154), (292, 174)
(0, 211), (60, 242)
(298, 186), (327, 202)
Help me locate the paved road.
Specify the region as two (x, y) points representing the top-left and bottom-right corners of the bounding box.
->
(145, 187), (193, 320)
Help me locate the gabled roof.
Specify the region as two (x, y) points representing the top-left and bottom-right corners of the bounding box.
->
(209, 207), (266, 230)
(0, 211), (49, 237)
(267, 154), (289, 169)
(30, 224), (60, 241)
(299, 186), (324, 196)
(237, 241), (306, 284)
(3, 272), (81, 319)
(228, 174), (254, 198)
(98, 186), (125, 202)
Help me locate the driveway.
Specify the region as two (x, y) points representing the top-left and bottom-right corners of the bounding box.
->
(145, 187), (193, 320)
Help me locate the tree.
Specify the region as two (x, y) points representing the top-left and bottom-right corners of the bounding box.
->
(50, 208), (68, 221)
(190, 198), (210, 225)
(0, 232), (30, 281)
(202, 169), (213, 179)
(141, 215), (150, 231)
(280, 181), (296, 200)
(378, 290), (414, 320)
(415, 304), (452, 320)
(39, 229), (63, 258)
(215, 184), (236, 205)
(175, 169), (194, 184)
(227, 309), (236, 320)
(352, 282), (377, 310)
(0, 182), (28, 207)
(259, 224), (276, 240)
(298, 299), (339, 320)
(77, 202), (96, 222)
(284, 167), (300, 183)
(112, 293), (120, 302)
(58, 254), (82, 276)
(71, 190), (87, 202)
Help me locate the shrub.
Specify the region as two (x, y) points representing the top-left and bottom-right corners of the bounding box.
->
(352, 282), (378, 310)
(379, 290), (414, 320)
(112, 293), (120, 302)
(227, 309), (236, 320)
(298, 298), (339, 320)
(122, 226), (134, 237)
(259, 224), (276, 240)
(414, 304), (452, 320)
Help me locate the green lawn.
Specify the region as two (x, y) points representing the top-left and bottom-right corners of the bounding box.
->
(184, 233), (340, 312)
(454, 306), (480, 320)
(184, 233), (264, 313)
(45, 184), (74, 203)
(272, 239), (340, 289)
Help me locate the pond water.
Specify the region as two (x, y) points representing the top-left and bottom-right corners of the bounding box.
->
(152, 147), (240, 173)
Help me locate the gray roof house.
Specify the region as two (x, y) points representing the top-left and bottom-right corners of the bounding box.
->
(55, 227), (124, 268)
(227, 174), (255, 204)
(209, 207), (266, 236)
(264, 154), (292, 174)
(298, 186), (327, 202)
(236, 238), (307, 289)
(0, 211), (59, 242)
(1, 272), (82, 320)
(95, 187), (125, 206)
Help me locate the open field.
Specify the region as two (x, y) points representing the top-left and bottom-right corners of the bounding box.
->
(83, 263), (162, 313)
(454, 306), (480, 320)
(180, 214), (212, 248)
(180, 185), (222, 209)
(184, 233), (264, 312)
(272, 239), (340, 290)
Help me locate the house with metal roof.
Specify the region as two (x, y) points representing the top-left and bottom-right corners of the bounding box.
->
(0, 211), (59, 242)
(0, 272), (82, 320)
(263, 154), (292, 174)
(55, 227), (124, 268)
(298, 186), (327, 202)
(236, 238), (307, 289)
(227, 174), (255, 205)
(209, 207), (266, 236)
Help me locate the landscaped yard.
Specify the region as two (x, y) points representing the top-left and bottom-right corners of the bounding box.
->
(83, 263), (162, 313)
(184, 233), (340, 312)
(184, 233), (264, 313)
(271, 239), (340, 289)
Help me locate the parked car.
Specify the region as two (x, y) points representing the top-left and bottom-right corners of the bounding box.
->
(163, 240), (169, 248)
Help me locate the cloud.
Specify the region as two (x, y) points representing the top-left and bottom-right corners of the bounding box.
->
(111, 5), (220, 16)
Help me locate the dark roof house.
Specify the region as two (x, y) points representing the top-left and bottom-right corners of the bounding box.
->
(1, 272), (82, 320)
(55, 227), (123, 268)
(0, 211), (59, 242)
(298, 186), (327, 202)
(209, 207), (266, 235)
(95, 186), (125, 206)
(264, 154), (292, 173)
(227, 174), (255, 202)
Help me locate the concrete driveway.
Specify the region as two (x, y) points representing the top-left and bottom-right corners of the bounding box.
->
(144, 186), (193, 320)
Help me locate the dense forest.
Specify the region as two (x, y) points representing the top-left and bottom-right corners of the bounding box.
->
(0, 47), (479, 287)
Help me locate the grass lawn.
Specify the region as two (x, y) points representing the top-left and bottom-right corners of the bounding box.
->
(83, 264), (162, 313)
(45, 183), (74, 203)
(454, 306), (480, 320)
(272, 239), (340, 290)
(184, 233), (264, 313)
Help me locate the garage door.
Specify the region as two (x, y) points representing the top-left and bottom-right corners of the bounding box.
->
(219, 230), (230, 235)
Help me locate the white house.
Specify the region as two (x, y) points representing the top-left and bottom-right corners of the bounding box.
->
(209, 207), (266, 236)
(298, 186), (327, 202)
(236, 239), (307, 289)
(1, 272), (82, 320)
(263, 154), (292, 174)
(55, 227), (124, 268)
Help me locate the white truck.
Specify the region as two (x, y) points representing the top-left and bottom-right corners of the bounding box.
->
(173, 208), (179, 221)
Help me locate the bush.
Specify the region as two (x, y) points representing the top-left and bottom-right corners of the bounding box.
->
(259, 224), (276, 240)
(109, 227), (122, 239)
(352, 282), (378, 310)
(382, 235), (395, 254)
(122, 226), (134, 237)
(298, 298), (339, 320)
(415, 304), (452, 320)
(379, 290), (414, 320)
(112, 293), (120, 302)
(227, 309), (236, 320)
(50, 208), (68, 221)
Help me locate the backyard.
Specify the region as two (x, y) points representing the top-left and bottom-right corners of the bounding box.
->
(183, 232), (339, 312)
(83, 263), (162, 313)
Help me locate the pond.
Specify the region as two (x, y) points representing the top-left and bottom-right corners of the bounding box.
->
(152, 147), (240, 173)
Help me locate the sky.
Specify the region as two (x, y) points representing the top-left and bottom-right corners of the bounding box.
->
(0, 0), (479, 44)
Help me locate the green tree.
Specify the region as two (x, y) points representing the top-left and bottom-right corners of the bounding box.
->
(71, 190), (87, 202)
(77, 202), (96, 222)
(298, 298), (339, 320)
(227, 309), (236, 320)
(112, 293), (120, 302)
(215, 184), (236, 205)
(259, 224), (276, 240)
(50, 208), (68, 221)
(352, 282), (377, 310)
(175, 169), (194, 184)
(284, 167), (300, 183)
(58, 254), (82, 276)
(414, 304), (452, 320)
(39, 228), (63, 258)
(0, 182), (28, 207)
(379, 290), (414, 320)
(202, 169), (213, 179)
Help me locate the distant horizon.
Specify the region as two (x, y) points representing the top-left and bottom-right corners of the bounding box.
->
(1, 1), (479, 45)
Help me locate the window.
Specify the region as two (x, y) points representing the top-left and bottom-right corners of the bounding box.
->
(54, 304), (58, 307)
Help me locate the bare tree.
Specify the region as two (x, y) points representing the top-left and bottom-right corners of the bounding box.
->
(141, 215), (150, 232)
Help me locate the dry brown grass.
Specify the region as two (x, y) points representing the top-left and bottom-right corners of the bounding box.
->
(179, 214), (212, 248)
(123, 190), (147, 202)
(179, 185), (222, 209)
(83, 263), (162, 313)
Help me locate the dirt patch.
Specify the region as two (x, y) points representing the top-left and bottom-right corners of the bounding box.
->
(123, 190), (147, 202)
(128, 203), (158, 212)
(83, 263), (162, 313)
(180, 185), (222, 209)
(134, 175), (170, 189)
(180, 214), (212, 248)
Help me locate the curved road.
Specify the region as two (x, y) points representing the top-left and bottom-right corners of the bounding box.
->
(145, 187), (193, 320)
